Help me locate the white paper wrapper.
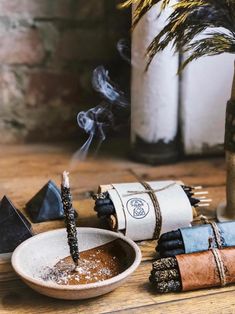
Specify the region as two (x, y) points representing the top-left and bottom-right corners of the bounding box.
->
(101, 181), (193, 241)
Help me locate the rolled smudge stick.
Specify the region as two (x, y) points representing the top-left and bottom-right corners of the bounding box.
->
(153, 280), (182, 293)
(149, 257), (181, 293)
(152, 257), (178, 271)
(61, 171), (79, 268)
(156, 221), (235, 257)
(95, 205), (116, 217)
(158, 239), (184, 250)
(150, 269), (180, 283)
(159, 230), (181, 242)
(156, 230), (185, 257)
(157, 232), (184, 257)
(150, 248), (235, 292)
(157, 248), (185, 258)
(93, 194), (115, 217)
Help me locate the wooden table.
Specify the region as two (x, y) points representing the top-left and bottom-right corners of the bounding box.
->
(0, 144), (233, 314)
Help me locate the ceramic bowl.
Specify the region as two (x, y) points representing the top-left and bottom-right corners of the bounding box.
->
(11, 227), (141, 300)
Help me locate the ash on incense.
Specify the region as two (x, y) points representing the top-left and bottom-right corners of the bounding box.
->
(41, 241), (126, 285)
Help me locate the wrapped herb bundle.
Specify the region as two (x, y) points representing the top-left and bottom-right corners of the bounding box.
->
(157, 221), (235, 257)
(150, 248), (235, 292)
(94, 181), (210, 241)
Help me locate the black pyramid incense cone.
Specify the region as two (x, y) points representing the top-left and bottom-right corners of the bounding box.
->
(0, 196), (33, 253)
(61, 171), (80, 269)
(26, 180), (65, 223)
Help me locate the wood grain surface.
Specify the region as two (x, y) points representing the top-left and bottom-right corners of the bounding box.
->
(0, 144), (231, 314)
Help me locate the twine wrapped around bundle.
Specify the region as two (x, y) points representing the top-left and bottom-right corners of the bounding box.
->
(150, 248), (235, 293)
(156, 220), (235, 257)
(94, 181), (198, 241)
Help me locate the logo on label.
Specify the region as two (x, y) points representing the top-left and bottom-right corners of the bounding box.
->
(126, 198), (149, 219)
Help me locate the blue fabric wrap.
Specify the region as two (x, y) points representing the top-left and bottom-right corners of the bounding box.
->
(180, 221), (235, 254)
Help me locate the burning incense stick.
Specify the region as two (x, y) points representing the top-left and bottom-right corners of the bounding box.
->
(61, 171), (79, 269)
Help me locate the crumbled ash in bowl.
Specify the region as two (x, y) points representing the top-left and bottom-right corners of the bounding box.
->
(40, 243), (123, 285)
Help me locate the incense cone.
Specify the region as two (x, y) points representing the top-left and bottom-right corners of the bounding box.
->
(217, 63), (235, 221)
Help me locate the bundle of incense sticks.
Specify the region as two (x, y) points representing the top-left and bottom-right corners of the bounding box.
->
(150, 248), (235, 293)
(94, 185), (211, 219)
(157, 220), (235, 257)
(181, 185), (212, 208)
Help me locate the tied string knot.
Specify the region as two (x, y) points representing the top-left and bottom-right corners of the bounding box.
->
(200, 217), (226, 286)
(124, 182), (176, 239)
(200, 215), (223, 249)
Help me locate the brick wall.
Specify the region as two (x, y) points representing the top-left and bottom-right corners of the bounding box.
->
(0, 0), (130, 143)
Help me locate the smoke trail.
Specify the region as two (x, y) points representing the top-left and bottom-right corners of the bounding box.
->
(71, 66), (130, 163)
(117, 38), (141, 70)
(117, 39), (131, 65)
(92, 66), (129, 107)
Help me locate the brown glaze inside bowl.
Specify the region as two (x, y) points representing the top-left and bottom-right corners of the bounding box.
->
(41, 239), (135, 285)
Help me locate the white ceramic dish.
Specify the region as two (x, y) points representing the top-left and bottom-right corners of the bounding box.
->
(11, 227), (141, 300)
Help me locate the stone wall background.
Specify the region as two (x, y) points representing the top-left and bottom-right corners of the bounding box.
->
(0, 0), (130, 143)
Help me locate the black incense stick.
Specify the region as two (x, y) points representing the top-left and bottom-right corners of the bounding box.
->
(61, 171), (79, 268)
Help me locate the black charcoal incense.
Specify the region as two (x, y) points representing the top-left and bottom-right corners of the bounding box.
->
(152, 280), (181, 293)
(149, 257), (182, 293)
(61, 171), (79, 268)
(150, 269), (180, 283)
(93, 192), (115, 217)
(159, 230), (181, 242)
(152, 257), (178, 270)
(156, 230), (185, 257)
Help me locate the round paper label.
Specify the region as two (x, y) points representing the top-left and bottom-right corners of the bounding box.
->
(126, 198), (150, 219)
